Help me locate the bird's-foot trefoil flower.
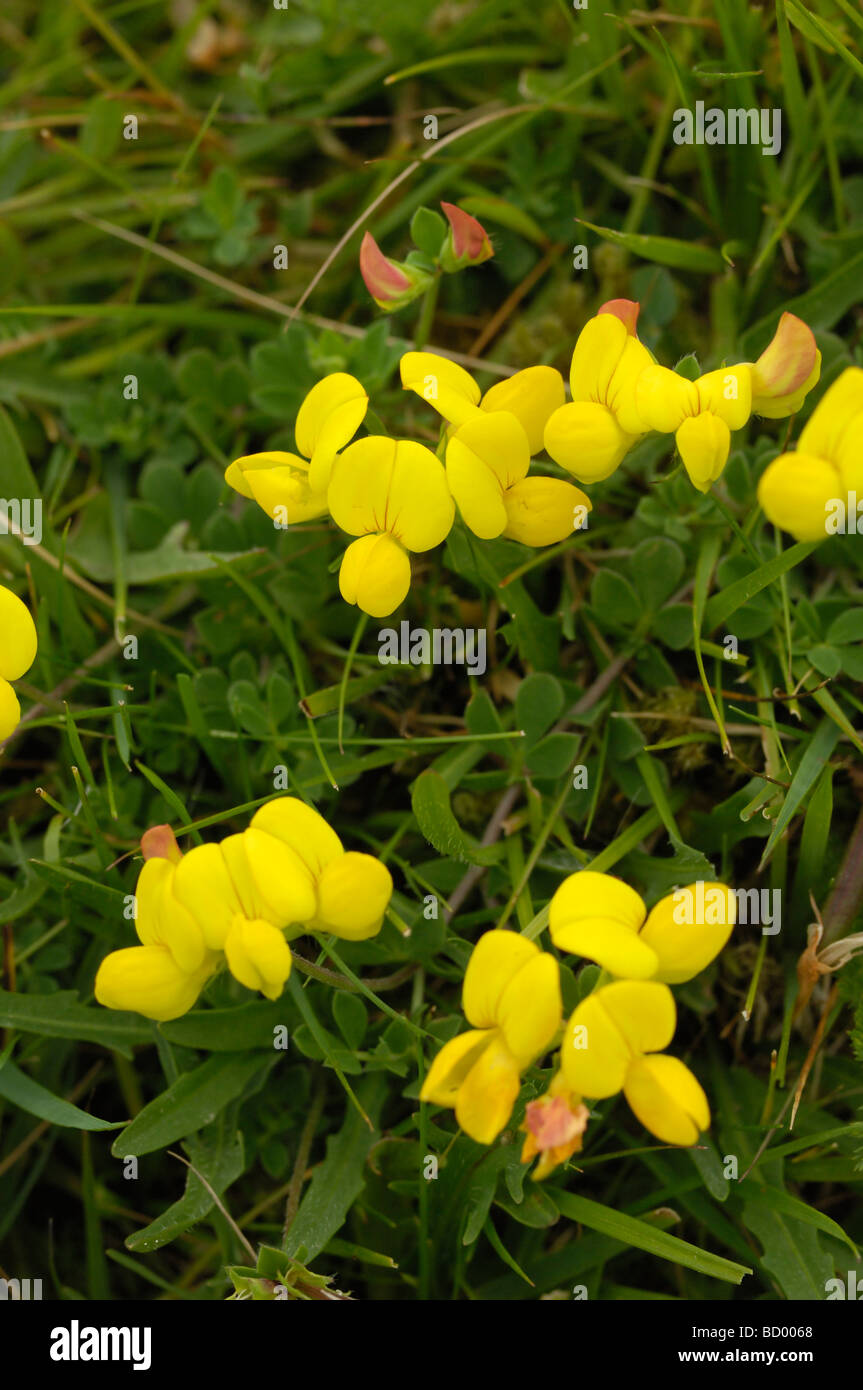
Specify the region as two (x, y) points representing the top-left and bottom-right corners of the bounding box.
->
(420, 930), (562, 1144)
(225, 373), (368, 519)
(634, 361), (752, 492)
(757, 366), (863, 542)
(95, 798), (393, 1020)
(446, 409), (591, 545)
(748, 312), (821, 419)
(548, 870), (735, 983)
(543, 310), (654, 483)
(0, 585), (38, 743)
(359, 230), (434, 310)
(328, 436), (455, 616)
(520, 1071), (589, 1181)
(563, 980), (710, 1146)
(400, 350), (565, 454)
(438, 202), (494, 272)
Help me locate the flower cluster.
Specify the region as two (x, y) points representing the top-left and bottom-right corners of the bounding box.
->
(421, 871), (735, 1179)
(95, 797), (393, 1022)
(224, 303), (824, 617)
(0, 584), (38, 742)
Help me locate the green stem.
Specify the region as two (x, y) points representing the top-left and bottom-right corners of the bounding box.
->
(413, 274), (441, 350)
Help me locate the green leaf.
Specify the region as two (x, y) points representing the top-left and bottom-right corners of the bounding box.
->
(759, 717), (840, 868)
(160, 1001), (291, 1051)
(411, 769), (503, 866)
(744, 1183), (858, 1256)
(577, 219), (725, 273)
(742, 1199), (834, 1300)
(332, 992), (367, 1051)
(410, 206), (447, 257)
(284, 1075), (385, 1262)
(630, 538), (686, 611)
(0, 989), (150, 1058)
(125, 1127), (245, 1253)
(703, 542), (818, 630)
(0, 1060), (122, 1131)
(553, 1191), (751, 1284)
(113, 1052), (273, 1158)
(591, 569), (642, 627)
(515, 672), (564, 746)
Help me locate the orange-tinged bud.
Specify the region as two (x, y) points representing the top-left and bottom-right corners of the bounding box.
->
(141, 824), (183, 864)
(751, 312), (821, 418)
(439, 202), (494, 272)
(359, 231), (432, 310)
(597, 298), (640, 336)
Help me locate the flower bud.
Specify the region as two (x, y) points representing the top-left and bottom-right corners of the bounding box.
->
(141, 824), (183, 863)
(597, 298), (640, 336)
(751, 312), (821, 419)
(438, 202), (494, 272)
(359, 231), (433, 310)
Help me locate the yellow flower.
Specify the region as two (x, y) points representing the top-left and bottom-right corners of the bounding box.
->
(520, 1071), (589, 1181)
(549, 871), (735, 983)
(400, 351), (565, 454)
(749, 312), (821, 419)
(0, 585), (38, 742)
(95, 797), (394, 1019)
(420, 930), (562, 1144)
(328, 436), (455, 617)
(93, 945), (214, 1024)
(562, 980), (709, 1146)
(634, 362), (752, 492)
(224, 373), (368, 523)
(543, 312), (654, 483)
(757, 366), (863, 542)
(445, 410), (591, 544)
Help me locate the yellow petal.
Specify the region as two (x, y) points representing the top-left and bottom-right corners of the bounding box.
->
(220, 832), (279, 925)
(159, 875), (210, 973)
(561, 991), (632, 1098)
(634, 364), (696, 433)
(676, 412), (731, 491)
(250, 796), (343, 874)
(400, 350), (481, 426)
(455, 1032), (522, 1143)
(798, 367), (863, 462)
(173, 843), (244, 950)
(133, 857), (173, 947)
(757, 451), (841, 542)
(695, 366), (752, 430)
(242, 826), (318, 925)
(549, 871), (654, 978)
(640, 883), (735, 985)
(502, 477), (592, 547)
(384, 440), (455, 551)
(607, 335), (656, 434)
(623, 1053), (709, 1145)
(95, 945), (212, 1022)
(224, 916), (293, 1000)
(561, 980), (676, 1098)
(338, 533), (411, 617)
(569, 314), (628, 403)
(0, 585), (38, 681)
(599, 979), (676, 1054)
(420, 1028), (494, 1105)
(294, 373), (368, 491)
(327, 436), (390, 536)
(315, 851), (393, 940)
(224, 451), (307, 501)
(497, 952), (562, 1066)
(446, 440), (507, 539)
(544, 400), (634, 482)
(481, 366), (566, 454)
(462, 930), (540, 1029)
(245, 465), (329, 526)
(0, 677), (21, 741)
